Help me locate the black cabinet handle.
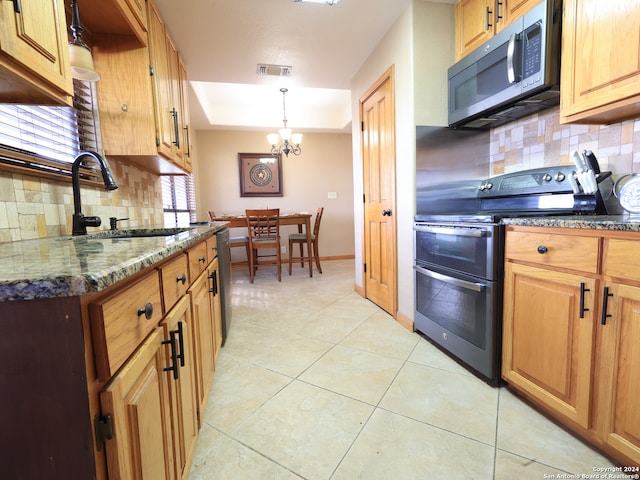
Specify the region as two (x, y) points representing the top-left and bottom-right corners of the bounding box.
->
(382, 209), (391, 217)
(11, 0), (21, 13)
(137, 302), (154, 320)
(171, 108), (180, 148)
(485, 6), (493, 30)
(176, 273), (187, 285)
(495, 0), (503, 23)
(208, 271), (218, 295)
(162, 332), (179, 380)
(537, 245), (548, 254)
(579, 283), (590, 319)
(176, 322), (185, 367)
(198, 256), (206, 263)
(601, 286), (613, 325)
(184, 125), (191, 157)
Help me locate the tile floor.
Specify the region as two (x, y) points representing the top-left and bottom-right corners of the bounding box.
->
(189, 259), (614, 479)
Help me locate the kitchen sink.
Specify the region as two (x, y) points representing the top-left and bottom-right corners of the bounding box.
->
(55, 227), (193, 241)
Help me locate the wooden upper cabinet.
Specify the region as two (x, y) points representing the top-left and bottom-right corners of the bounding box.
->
(91, 0), (191, 174)
(0, 0), (73, 105)
(77, 0), (148, 46)
(455, 0), (493, 60)
(455, 0), (542, 60)
(560, 0), (640, 124)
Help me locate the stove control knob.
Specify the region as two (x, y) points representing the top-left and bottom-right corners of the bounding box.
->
(479, 183), (486, 191)
(555, 172), (566, 182)
(543, 173), (552, 182)
(485, 182), (493, 190)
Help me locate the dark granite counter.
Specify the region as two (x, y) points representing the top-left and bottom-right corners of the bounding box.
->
(0, 223), (229, 302)
(502, 215), (640, 232)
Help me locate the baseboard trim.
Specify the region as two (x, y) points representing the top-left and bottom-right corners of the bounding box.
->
(395, 310), (414, 332)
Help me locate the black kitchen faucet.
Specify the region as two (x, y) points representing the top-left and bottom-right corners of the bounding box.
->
(71, 151), (118, 235)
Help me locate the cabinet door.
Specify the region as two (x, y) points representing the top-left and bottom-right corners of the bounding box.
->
(502, 262), (596, 428)
(177, 54), (192, 172)
(495, 0), (541, 33)
(560, 0), (640, 123)
(162, 295), (198, 480)
(455, 0), (493, 60)
(210, 257), (223, 362)
(0, 0), (73, 104)
(100, 328), (175, 480)
(188, 269), (215, 424)
(147, 0), (176, 160)
(599, 282), (640, 464)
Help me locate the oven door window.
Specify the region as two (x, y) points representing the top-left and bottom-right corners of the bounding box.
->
(414, 265), (494, 349)
(414, 224), (498, 280)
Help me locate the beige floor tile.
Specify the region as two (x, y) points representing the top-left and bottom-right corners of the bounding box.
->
(379, 361), (499, 445)
(231, 380), (373, 480)
(189, 426), (302, 480)
(220, 321), (333, 377)
(202, 354), (292, 433)
(340, 310), (419, 360)
(298, 344), (404, 404)
(494, 449), (570, 480)
(408, 336), (475, 377)
(333, 408), (495, 480)
(497, 389), (615, 474)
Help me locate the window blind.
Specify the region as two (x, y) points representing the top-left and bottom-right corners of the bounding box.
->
(162, 175), (197, 227)
(0, 79), (102, 182)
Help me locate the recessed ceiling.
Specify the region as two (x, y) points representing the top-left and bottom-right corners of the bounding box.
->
(153, 0), (457, 132)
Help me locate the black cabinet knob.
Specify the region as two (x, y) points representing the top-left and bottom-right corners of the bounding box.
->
(176, 273), (187, 284)
(137, 302), (154, 320)
(537, 245), (548, 254)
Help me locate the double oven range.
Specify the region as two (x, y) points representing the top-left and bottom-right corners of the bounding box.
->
(414, 165), (620, 385)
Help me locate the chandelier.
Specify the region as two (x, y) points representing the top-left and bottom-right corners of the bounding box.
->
(267, 88), (302, 157)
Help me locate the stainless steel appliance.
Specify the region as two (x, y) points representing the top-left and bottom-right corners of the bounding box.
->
(216, 228), (232, 344)
(414, 162), (619, 385)
(448, 0), (562, 129)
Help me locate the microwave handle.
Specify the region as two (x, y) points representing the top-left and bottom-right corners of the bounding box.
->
(414, 265), (486, 292)
(507, 33), (518, 83)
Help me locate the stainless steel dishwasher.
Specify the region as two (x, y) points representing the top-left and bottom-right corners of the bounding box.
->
(216, 227), (232, 344)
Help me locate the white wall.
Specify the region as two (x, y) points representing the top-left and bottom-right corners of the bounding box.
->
(193, 130), (355, 262)
(351, 0), (454, 320)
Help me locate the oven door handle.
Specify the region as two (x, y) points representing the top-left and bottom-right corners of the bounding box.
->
(414, 265), (486, 292)
(414, 225), (488, 237)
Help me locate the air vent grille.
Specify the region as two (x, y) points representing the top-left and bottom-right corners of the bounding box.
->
(256, 64), (292, 77)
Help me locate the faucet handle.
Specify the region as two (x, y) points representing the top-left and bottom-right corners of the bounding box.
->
(109, 217), (129, 230)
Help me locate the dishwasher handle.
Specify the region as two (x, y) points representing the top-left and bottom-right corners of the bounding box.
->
(414, 265), (486, 292)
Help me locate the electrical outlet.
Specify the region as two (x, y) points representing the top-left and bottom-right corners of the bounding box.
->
(281, 246), (286, 254)
(328, 191), (337, 199)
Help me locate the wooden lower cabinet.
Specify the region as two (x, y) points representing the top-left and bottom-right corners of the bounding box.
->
(100, 328), (175, 479)
(161, 294), (199, 480)
(189, 266), (216, 425)
(598, 282), (640, 463)
(502, 262), (596, 429)
(503, 226), (640, 467)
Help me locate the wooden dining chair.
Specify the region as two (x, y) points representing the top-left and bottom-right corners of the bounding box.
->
(288, 207), (324, 275)
(208, 210), (251, 273)
(245, 208), (281, 283)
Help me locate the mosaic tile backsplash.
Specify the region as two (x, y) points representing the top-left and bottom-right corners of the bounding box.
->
(0, 158), (163, 243)
(490, 106), (640, 176)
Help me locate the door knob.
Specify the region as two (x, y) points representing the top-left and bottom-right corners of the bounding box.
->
(382, 209), (392, 216)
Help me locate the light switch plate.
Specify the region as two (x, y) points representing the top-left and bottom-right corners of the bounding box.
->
(327, 191), (337, 199)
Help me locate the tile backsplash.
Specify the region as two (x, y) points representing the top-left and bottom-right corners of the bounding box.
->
(490, 106), (640, 176)
(0, 159), (163, 243)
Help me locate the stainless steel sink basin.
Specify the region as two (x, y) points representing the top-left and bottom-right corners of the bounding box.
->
(105, 227), (192, 239)
(55, 227), (193, 241)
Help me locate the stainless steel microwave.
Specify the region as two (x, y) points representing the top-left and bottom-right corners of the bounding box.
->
(448, 0), (562, 129)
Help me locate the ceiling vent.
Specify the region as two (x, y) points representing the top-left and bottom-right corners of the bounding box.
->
(257, 64), (292, 77)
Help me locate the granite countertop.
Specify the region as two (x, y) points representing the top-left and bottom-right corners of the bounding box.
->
(502, 214), (640, 231)
(0, 223), (229, 302)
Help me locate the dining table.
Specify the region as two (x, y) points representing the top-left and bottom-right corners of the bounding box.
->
(210, 212), (314, 277)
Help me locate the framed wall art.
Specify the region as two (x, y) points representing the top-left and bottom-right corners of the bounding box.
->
(238, 153), (283, 197)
